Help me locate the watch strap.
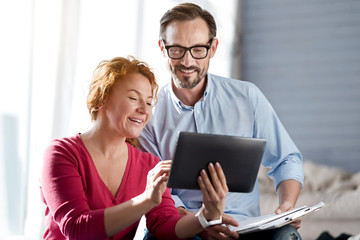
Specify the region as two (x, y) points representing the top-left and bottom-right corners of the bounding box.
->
(195, 205), (222, 228)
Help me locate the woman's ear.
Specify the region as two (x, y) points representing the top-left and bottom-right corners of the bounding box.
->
(97, 103), (107, 111)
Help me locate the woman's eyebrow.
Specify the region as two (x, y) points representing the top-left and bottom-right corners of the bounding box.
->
(128, 89), (153, 99)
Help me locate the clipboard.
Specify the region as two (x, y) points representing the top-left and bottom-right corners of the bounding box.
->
(232, 202), (325, 234)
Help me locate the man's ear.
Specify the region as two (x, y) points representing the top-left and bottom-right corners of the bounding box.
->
(209, 38), (219, 58)
(158, 39), (166, 57)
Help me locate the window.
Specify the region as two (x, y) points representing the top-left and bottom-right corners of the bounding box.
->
(0, 0), (237, 238)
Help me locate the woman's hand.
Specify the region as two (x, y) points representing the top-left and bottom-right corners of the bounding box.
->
(143, 160), (172, 206)
(198, 162), (228, 220)
(174, 162), (238, 239)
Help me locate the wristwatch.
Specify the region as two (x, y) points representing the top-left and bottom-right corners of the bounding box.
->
(195, 205), (222, 228)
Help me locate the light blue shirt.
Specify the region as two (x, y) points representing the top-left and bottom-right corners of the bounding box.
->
(138, 73), (304, 222)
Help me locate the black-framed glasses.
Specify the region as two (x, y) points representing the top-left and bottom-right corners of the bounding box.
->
(162, 38), (214, 59)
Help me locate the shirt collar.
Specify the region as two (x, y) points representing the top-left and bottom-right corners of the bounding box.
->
(170, 74), (212, 110)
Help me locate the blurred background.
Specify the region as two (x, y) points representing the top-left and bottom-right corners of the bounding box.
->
(0, 0), (359, 239)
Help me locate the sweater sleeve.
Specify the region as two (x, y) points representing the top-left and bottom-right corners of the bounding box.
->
(41, 139), (108, 240)
(145, 187), (185, 240)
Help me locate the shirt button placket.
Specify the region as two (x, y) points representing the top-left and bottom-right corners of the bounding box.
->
(194, 105), (203, 132)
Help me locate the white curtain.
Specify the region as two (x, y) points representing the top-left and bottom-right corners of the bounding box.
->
(0, 0), (237, 239)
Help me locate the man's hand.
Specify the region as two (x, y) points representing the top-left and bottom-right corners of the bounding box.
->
(275, 179), (302, 229)
(177, 206), (191, 216)
(198, 213), (239, 240)
(275, 201), (302, 229)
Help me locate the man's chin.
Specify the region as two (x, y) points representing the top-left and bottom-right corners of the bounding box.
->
(173, 74), (197, 87)
(174, 78), (196, 89)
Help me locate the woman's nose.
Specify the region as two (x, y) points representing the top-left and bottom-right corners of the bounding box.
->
(137, 100), (149, 114)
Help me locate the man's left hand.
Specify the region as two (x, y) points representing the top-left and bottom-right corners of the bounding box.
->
(275, 201), (302, 229)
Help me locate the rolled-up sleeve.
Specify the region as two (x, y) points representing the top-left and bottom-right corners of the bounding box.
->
(251, 84), (304, 190)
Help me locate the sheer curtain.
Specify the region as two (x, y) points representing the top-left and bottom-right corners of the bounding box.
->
(0, 0), (237, 239)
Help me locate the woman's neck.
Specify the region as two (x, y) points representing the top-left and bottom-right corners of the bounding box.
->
(81, 124), (128, 161)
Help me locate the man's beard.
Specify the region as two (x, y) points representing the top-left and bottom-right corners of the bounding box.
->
(172, 65), (206, 89)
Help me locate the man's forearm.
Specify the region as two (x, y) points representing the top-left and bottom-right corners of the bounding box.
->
(277, 179), (301, 207)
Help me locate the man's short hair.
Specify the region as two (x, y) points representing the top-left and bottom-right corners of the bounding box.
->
(159, 2), (217, 40)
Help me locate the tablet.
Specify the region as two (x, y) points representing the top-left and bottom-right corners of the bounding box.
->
(167, 132), (267, 192)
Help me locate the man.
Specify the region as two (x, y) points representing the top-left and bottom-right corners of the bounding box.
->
(139, 3), (304, 240)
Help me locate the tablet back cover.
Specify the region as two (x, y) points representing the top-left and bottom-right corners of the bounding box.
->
(167, 132), (266, 192)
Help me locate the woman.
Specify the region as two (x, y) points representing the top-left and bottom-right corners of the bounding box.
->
(40, 56), (231, 239)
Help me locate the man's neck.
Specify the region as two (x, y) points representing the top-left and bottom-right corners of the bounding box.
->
(171, 77), (207, 106)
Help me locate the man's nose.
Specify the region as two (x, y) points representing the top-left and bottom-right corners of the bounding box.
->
(180, 50), (195, 67)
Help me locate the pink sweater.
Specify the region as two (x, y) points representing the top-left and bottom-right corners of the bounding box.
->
(40, 134), (183, 240)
